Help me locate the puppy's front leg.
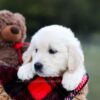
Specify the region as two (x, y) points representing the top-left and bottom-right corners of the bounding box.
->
(62, 66), (86, 91)
(17, 62), (35, 81)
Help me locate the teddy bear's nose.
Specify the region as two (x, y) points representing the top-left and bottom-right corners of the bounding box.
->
(10, 27), (19, 34)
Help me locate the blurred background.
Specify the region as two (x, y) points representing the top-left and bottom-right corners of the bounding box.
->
(0, 0), (100, 99)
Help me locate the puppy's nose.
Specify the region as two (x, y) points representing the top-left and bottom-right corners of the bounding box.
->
(34, 62), (43, 71)
(10, 26), (19, 34)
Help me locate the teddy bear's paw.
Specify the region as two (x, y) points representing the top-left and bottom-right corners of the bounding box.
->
(17, 63), (34, 81)
(62, 73), (81, 91)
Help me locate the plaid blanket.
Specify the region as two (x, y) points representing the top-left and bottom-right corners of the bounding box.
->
(0, 65), (89, 100)
(0, 66), (33, 100)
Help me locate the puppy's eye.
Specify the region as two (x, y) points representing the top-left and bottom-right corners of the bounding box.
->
(35, 48), (38, 53)
(48, 48), (57, 54)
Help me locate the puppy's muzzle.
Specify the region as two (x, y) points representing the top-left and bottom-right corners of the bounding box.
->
(34, 62), (43, 72)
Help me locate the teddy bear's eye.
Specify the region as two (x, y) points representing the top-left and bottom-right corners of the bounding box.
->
(48, 48), (58, 54)
(35, 48), (38, 53)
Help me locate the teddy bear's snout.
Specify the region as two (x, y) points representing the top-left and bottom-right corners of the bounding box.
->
(10, 26), (20, 35)
(1, 25), (22, 42)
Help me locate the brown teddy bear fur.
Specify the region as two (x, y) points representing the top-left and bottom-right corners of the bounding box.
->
(0, 10), (27, 100)
(0, 10), (27, 67)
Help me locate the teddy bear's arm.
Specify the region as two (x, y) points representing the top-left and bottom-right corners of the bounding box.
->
(0, 60), (9, 67)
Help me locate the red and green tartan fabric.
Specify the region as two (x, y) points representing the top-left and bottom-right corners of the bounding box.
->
(28, 74), (89, 100)
(0, 65), (88, 100)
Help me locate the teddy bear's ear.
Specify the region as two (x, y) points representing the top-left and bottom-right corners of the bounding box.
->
(67, 41), (84, 71)
(23, 40), (34, 64)
(14, 13), (25, 23)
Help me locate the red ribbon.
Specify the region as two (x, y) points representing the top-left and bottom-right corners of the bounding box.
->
(13, 42), (23, 64)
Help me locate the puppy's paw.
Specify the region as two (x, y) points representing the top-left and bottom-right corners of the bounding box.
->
(62, 73), (81, 91)
(17, 63), (34, 81)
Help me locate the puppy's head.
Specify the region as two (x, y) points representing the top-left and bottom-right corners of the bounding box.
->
(23, 25), (84, 77)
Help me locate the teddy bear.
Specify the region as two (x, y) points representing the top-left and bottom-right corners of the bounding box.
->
(0, 10), (28, 100)
(0, 10), (27, 67)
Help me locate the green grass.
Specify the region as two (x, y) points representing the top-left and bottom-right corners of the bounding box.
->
(83, 44), (100, 100)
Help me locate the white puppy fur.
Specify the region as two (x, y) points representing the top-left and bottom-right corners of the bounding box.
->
(17, 25), (86, 91)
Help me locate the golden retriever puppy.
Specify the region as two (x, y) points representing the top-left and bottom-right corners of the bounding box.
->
(18, 25), (88, 100)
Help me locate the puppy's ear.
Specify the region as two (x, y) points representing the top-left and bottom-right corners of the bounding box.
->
(23, 41), (34, 64)
(67, 42), (84, 71)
